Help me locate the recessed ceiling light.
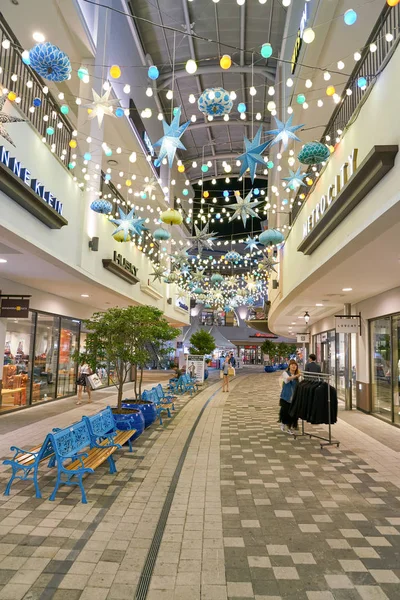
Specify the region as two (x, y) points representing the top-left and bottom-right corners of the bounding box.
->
(316, 303), (323, 306)
(81, 294), (89, 298)
(291, 322), (296, 324)
(342, 288), (352, 292)
(32, 32), (45, 43)
(0, 258), (7, 263)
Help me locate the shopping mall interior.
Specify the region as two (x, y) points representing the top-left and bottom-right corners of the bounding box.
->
(1, 0), (400, 598)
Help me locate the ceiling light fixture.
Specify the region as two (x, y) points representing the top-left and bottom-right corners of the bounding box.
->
(342, 287), (352, 292)
(33, 32), (45, 43)
(81, 294), (89, 298)
(304, 311), (310, 324)
(316, 303), (323, 307)
(0, 258), (7, 263)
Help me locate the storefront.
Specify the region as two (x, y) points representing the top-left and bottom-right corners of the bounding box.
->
(313, 330), (357, 401)
(2, 309), (116, 413)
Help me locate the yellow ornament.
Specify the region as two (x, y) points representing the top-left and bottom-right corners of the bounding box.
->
(7, 91), (17, 102)
(113, 231), (131, 242)
(203, 190), (209, 198)
(220, 54), (232, 70)
(306, 177), (313, 186)
(160, 208), (183, 226)
(178, 164), (185, 173)
(69, 140), (77, 148)
(87, 108), (92, 114)
(326, 85), (335, 96)
(110, 65), (121, 79)
(125, 179), (132, 187)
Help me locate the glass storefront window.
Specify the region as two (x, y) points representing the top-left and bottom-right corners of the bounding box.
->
(33, 314), (60, 403)
(57, 318), (80, 398)
(336, 333), (345, 400)
(371, 317), (392, 421)
(2, 314), (35, 412)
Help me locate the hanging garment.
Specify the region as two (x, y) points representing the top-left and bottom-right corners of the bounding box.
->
(290, 380), (337, 425)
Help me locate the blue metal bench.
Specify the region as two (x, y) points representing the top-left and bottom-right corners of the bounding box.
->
(181, 373), (198, 395)
(48, 419), (122, 504)
(84, 406), (136, 453)
(3, 437), (56, 499)
(152, 385), (175, 419)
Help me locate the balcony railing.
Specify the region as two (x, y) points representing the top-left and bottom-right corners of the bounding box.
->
(0, 13), (73, 166)
(101, 174), (161, 264)
(290, 3), (400, 224)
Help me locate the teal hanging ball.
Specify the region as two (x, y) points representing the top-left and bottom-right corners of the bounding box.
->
(261, 43), (273, 59)
(298, 141), (330, 165)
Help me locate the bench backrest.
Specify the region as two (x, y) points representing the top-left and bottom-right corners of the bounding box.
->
(84, 406), (116, 439)
(50, 420), (92, 459)
(155, 384), (164, 399)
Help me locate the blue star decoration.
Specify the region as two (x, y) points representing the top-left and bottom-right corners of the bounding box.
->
(228, 191), (261, 227)
(237, 126), (270, 182)
(154, 107), (190, 168)
(267, 115), (304, 150)
(245, 236), (260, 252)
(110, 207), (147, 241)
(282, 167), (307, 190)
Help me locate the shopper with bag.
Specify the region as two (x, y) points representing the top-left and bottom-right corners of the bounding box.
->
(76, 360), (93, 405)
(279, 359), (301, 434)
(221, 355), (231, 392)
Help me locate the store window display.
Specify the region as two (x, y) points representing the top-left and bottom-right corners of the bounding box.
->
(33, 314), (60, 403)
(2, 315), (35, 411)
(57, 318), (80, 398)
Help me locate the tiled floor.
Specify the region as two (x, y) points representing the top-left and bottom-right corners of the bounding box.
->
(0, 370), (399, 599)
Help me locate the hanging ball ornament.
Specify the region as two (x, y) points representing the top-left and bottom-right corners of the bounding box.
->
(303, 27), (315, 44)
(259, 229), (285, 246)
(344, 9), (357, 25)
(69, 139), (77, 148)
(296, 94), (306, 105)
(185, 59), (197, 74)
(198, 88), (233, 116)
(148, 65), (159, 80)
(298, 141), (330, 165)
(109, 65), (121, 79)
(203, 191), (210, 198)
(357, 76), (367, 88)
(78, 66), (89, 81)
(153, 227), (171, 241)
(160, 208), (183, 226)
(7, 91), (17, 102)
(261, 43), (273, 58)
(60, 104), (69, 114)
(387, 0), (399, 6)
(220, 54), (232, 70)
(326, 85), (336, 96)
(115, 108), (124, 117)
(238, 102), (247, 113)
(33, 97), (42, 107)
(178, 164), (185, 173)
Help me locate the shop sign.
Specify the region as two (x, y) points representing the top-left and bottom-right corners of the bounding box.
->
(102, 252), (139, 284)
(298, 145), (398, 255)
(176, 297), (188, 311)
(0, 146), (67, 229)
(291, 3), (308, 74)
(0, 298), (30, 318)
(186, 354), (205, 383)
(297, 333), (310, 343)
(335, 316), (360, 334)
(143, 131), (155, 157)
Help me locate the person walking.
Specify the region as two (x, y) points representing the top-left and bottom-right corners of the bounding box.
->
(222, 355), (230, 392)
(76, 360), (93, 405)
(279, 359), (301, 433)
(229, 352), (236, 368)
(304, 353), (322, 373)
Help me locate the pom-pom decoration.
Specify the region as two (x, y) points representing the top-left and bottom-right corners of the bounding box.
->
(259, 229), (285, 246)
(90, 200), (113, 214)
(198, 87), (233, 116)
(29, 42), (72, 82)
(297, 141), (330, 165)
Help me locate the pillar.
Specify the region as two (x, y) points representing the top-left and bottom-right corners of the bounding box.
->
(0, 319), (7, 395)
(344, 303), (352, 410)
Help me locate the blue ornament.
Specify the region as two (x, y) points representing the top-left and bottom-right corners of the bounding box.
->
(154, 107), (191, 169)
(225, 251), (242, 263)
(140, 192), (147, 199)
(198, 87), (233, 116)
(148, 66), (159, 80)
(357, 76), (367, 88)
(77, 66), (89, 80)
(282, 199), (288, 205)
(22, 53), (30, 66)
(29, 42), (72, 82)
(68, 162), (75, 170)
(193, 287), (204, 294)
(105, 173), (112, 181)
(261, 43), (273, 59)
(201, 164), (209, 173)
(105, 148), (113, 157)
(267, 160), (274, 169)
(238, 102), (246, 113)
(297, 94), (306, 105)
(253, 188), (260, 195)
(237, 126), (270, 183)
(267, 115), (304, 149)
(211, 273), (224, 284)
(90, 200), (113, 214)
(223, 190), (229, 197)
(344, 9), (357, 25)
(84, 152), (92, 161)
(60, 104), (69, 114)
(33, 98), (42, 107)
(173, 107), (180, 117)
(110, 207), (147, 241)
(282, 167), (307, 190)
(46, 127), (55, 136)
(115, 108), (124, 118)
(259, 228), (284, 246)
(183, 189), (189, 196)
(298, 141), (330, 165)
(153, 227), (171, 241)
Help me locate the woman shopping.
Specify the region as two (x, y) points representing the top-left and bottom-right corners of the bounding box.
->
(76, 360), (93, 405)
(279, 359), (301, 434)
(222, 355), (230, 393)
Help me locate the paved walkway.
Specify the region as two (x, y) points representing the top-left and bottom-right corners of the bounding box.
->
(0, 371), (399, 599)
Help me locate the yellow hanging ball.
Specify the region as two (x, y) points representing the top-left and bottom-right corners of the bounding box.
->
(69, 140), (77, 148)
(220, 54), (232, 70)
(326, 85), (336, 96)
(203, 190), (210, 198)
(110, 65), (121, 79)
(306, 177), (313, 186)
(125, 179), (132, 187)
(87, 108), (92, 115)
(113, 231), (130, 242)
(387, 0), (399, 6)
(178, 164), (185, 173)
(7, 91), (17, 102)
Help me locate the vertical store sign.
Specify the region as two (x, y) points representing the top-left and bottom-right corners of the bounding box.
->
(291, 3), (308, 74)
(186, 355), (205, 383)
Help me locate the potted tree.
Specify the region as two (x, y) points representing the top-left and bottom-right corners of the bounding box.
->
(189, 330), (216, 380)
(261, 340), (277, 373)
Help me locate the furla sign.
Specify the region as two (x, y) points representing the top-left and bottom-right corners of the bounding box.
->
(298, 145), (398, 255)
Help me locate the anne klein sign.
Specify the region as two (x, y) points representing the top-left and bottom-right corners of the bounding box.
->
(302, 149), (358, 240)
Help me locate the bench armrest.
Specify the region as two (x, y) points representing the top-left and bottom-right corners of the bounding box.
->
(67, 452), (89, 468)
(8, 446), (39, 460)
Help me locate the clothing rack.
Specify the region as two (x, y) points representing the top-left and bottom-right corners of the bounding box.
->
(293, 371), (340, 449)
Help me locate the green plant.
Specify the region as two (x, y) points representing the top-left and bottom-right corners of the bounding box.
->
(261, 340), (277, 358)
(76, 306), (178, 409)
(189, 329), (216, 355)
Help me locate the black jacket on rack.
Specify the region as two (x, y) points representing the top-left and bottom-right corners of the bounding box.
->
(289, 380), (337, 425)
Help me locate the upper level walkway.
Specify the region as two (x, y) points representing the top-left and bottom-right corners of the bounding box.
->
(0, 369), (399, 600)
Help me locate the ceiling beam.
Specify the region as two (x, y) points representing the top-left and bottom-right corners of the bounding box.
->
(184, 153), (270, 164)
(187, 119), (270, 131)
(189, 174), (269, 184)
(157, 65), (275, 90)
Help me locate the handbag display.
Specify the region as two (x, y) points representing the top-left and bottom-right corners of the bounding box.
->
(86, 373), (102, 389)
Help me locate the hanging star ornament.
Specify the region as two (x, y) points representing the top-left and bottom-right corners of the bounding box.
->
(282, 167), (307, 190)
(258, 255), (279, 274)
(225, 276), (237, 289)
(228, 191), (261, 227)
(150, 264), (167, 283)
(0, 96), (26, 146)
(110, 207), (147, 241)
(154, 107), (190, 168)
(245, 236), (260, 252)
(267, 115), (304, 150)
(188, 222), (217, 255)
(173, 248), (190, 267)
(237, 126), (270, 182)
(143, 177), (158, 197)
(85, 88), (120, 126)
(191, 268), (206, 283)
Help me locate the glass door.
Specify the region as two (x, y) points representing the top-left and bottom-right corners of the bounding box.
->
(392, 316), (400, 424)
(32, 314), (60, 403)
(370, 317), (392, 421)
